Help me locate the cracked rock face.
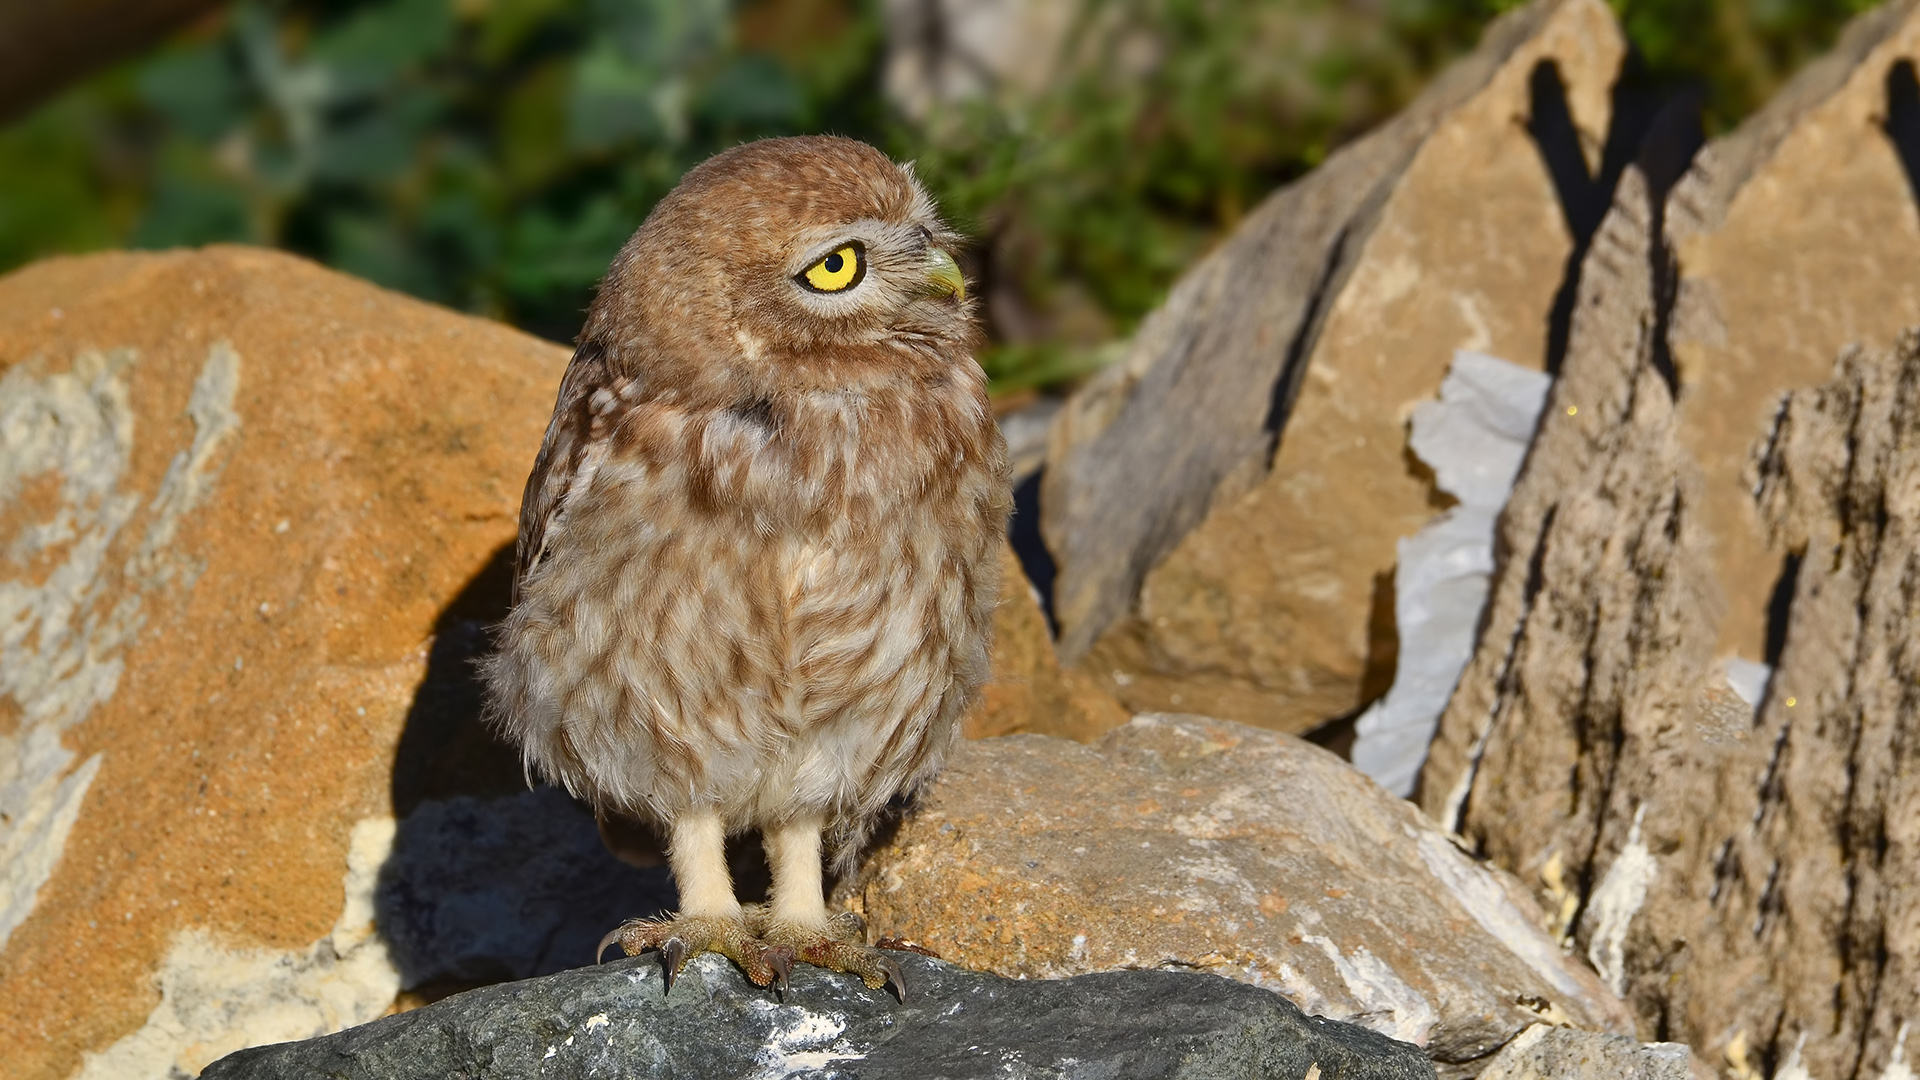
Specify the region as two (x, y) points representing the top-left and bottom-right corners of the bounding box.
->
(844, 715), (1631, 1073)
(1420, 4), (1920, 1073)
(1040, 0), (1625, 734)
(202, 952), (1438, 1080)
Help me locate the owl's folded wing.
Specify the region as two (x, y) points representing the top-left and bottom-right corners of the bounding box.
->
(513, 338), (612, 604)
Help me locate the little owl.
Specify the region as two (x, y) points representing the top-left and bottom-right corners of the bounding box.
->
(486, 136), (1010, 998)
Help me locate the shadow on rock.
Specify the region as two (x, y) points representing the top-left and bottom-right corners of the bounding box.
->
(375, 541), (677, 998)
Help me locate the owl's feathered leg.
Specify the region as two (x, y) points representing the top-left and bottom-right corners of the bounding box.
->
(755, 813), (907, 1001)
(598, 809), (784, 992)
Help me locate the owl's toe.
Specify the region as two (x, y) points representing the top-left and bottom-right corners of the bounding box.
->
(597, 913), (781, 993)
(758, 921), (912, 1002)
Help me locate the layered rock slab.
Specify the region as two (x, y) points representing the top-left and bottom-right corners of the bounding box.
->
(1041, 0), (1626, 731)
(202, 952), (1438, 1080)
(1419, 5), (1920, 1072)
(846, 714), (1631, 1074)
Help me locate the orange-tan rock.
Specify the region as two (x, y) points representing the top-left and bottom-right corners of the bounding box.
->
(1042, 0), (1628, 733)
(0, 245), (565, 1080)
(847, 714), (1634, 1074)
(0, 245), (1113, 1078)
(962, 543), (1130, 741)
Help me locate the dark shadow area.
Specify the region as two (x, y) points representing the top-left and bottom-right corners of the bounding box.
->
(389, 541), (525, 817)
(1528, 57), (1702, 380)
(1638, 91), (1707, 397)
(1306, 568), (1400, 764)
(1764, 549), (1804, 667)
(1263, 221), (1353, 447)
(377, 541), (679, 996)
(1008, 467), (1060, 636)
(1886, 60), (1920, 208)
(1303, 713), (1360, 761)
(1357, 566), (1401, 711)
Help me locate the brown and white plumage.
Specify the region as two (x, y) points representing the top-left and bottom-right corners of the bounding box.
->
(485, 136), (1009, 994)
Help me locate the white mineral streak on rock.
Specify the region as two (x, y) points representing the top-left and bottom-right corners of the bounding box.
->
(1883, 1024), (1915, 1080)
(1409, 826), (1592, 1009)
(1300, 931), (1438, 1047)
(74, 816), (403, 1080)
(0, 344), (240, 952)
(1774, 1033), (1815, 1080)
(747, 997), (869, 1079)
(1586, 803), (1657, 997)
(1352, 351), (1550, 796)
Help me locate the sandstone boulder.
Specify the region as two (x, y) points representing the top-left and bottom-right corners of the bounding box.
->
(0, 245), (1129, 1077)
(963, 542), (1130, 741)
(1418, 4), (1920, 1073)
(1042, 0), (1629, 734)
(845, 714), (1633, 1075)
(0, 246), (564, 1080)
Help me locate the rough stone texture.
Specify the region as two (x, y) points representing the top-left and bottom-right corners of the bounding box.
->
(1473, 1025), (1692, 1080)
(0, 246), (566, 1080)
(0, 245), (1134, 1077)
(205, 952), (1437, 1080)
(1664, 0), (1920, 668)
(963, 543), (1131, 741)
(845, 715), (1631, 1074)
(1043, 0), (1627, 735)
(1418, 7), (1920, 1073)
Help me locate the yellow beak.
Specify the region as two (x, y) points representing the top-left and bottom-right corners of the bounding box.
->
(925, 247), (966, 300)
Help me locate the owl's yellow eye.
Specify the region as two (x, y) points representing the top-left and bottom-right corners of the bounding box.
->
(799, 244), (865, 293)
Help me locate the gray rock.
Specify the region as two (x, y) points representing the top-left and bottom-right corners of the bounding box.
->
(202, 952), (1436, 1080)
(1471, 1026), (1691, 1080)
(377, 787), (676, 988)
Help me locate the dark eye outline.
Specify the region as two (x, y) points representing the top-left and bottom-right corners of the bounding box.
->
(795, 241), (867, 294)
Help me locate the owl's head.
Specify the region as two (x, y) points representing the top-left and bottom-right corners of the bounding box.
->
(586, 136), (974, 392)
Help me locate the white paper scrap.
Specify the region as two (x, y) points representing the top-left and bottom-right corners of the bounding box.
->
(1351, 351), (1551, 797)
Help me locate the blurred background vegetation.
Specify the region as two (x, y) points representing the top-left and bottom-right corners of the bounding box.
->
(0, 0), (1879, 393)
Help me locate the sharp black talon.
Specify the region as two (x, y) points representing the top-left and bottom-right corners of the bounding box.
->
(878, 955), (907, 1003)
(661, 937), (688, 993)
(595, 926), (625, 964)
(767, 946), (794, 998)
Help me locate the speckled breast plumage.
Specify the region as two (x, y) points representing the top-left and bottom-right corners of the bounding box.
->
(486, 363), (1008, 838)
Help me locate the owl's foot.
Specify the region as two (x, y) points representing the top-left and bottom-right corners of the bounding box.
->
(753, 909), (911, 1002)
(596, 913), (790, 993)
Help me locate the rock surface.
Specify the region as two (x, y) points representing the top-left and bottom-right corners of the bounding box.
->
(203, 952), (1438, 1080)
(1472, 1025), (1691, 1080)
(0, 246), (1084, 1078)
(1418, 5), (1920, 1073)
(845, 714), (1631, 1073)
(963, 543), (1131, 741)
(0, 245), (566, 1080)
(1042, 0), (1626, 733)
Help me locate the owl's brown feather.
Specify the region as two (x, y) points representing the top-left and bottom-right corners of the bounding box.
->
(511, 338), (609, 605)
(485, 137), (1010, 877)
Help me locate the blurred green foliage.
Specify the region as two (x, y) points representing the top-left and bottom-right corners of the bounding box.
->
(0, 0), (1881, 389)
